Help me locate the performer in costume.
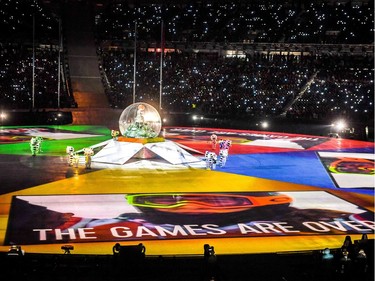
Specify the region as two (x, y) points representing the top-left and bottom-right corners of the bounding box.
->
(218, 149), (229, 167)
(84, 147), (94, 169)
(111, 130), (120, 140)
(30, 137), (38, 156)
(204, 151), (217, 170)
(218, 140), (232, 167)
(134, 104), (146, 127)
(123, 104), (157, 138)
(66, 146), (75, 166)
(30, 136), (43, 156)
(210, 133), (218, 149)
(73, 153), (80, 168)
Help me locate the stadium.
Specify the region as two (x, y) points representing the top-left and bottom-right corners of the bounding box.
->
(0, 0), (374, 280)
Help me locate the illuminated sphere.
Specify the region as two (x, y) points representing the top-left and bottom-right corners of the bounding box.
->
(119, 102), (162, 138)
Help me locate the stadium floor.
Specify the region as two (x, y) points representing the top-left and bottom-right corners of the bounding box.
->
(0, 125), (373, 257)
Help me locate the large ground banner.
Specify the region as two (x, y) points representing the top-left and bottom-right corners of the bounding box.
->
(5, 191), (374, 245)
(318, 152), (374, 189)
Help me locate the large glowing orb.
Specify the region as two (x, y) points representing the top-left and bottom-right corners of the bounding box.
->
(119, 102), (162, 138)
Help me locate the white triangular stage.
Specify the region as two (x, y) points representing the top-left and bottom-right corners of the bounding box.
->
(90, 139), (205, 167)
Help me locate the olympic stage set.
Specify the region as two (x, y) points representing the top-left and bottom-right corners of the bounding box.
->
(0, 123), (373, 280)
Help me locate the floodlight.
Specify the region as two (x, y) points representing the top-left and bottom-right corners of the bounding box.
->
(332, 119), (347, 131)
(321, 248), (334, 260)
(356, 249), (366, 259)
(336, 120), (346, 130)
(113, 243), (146, 260)
(340, 247), (351, 262)
(261, 121), (268, 128)
(7, 245), (24, 256)
(204, 244), (216, 261)
(61, 245), (74, 254)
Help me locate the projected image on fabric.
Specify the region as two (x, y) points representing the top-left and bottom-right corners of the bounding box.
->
(5, 191), (374, 245)
(318, 152), (374, 189)
(167, 128), (329, 150)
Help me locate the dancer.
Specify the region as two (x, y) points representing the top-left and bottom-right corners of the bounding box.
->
(218, 139), (232, 167)
(84, 147), (94, 169)
(30, 136), (43, 156)
(66, 146), (75, 166)
(210, 133), (218, 149)
(111, 130), (120, 140)
(204, 151), (217, 170)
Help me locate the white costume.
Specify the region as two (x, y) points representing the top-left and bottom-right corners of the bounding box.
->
(84, 147), (94, 169)
(204, 151), (217, 170)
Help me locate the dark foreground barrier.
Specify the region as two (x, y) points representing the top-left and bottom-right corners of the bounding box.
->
(1, 239), (373, 281)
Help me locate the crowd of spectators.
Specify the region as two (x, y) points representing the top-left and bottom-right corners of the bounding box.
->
(288, 55), (374, 122)
(0, 0), (60, 44)
(94, 1), (374, 44)
(0, 0), (75, 110)
(0, 43), (75, 109)
(100, 48), (373, 122)
(95, 0), (373, 124)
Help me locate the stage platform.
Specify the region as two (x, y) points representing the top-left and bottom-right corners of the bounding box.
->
(0, 125), (373, 258)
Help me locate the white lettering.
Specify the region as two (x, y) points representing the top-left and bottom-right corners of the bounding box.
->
(202, 224), (227, 235)
(110, 227), (133, 238)
(237, 224), (262, 234)
(78, 228), (97, 239)
(273, 222), (300, 233)
(353, 220), (375, 230)
(253, 222), (282, 233)
(302, 222), (330, 232)
(33, 229), (52, 241)
(55, 228), (76, 240)
(342, 221), (375, 231)
(136, 226), (158, 237)
(153, 225), (188, 237)
(184, 225), (206, 235)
